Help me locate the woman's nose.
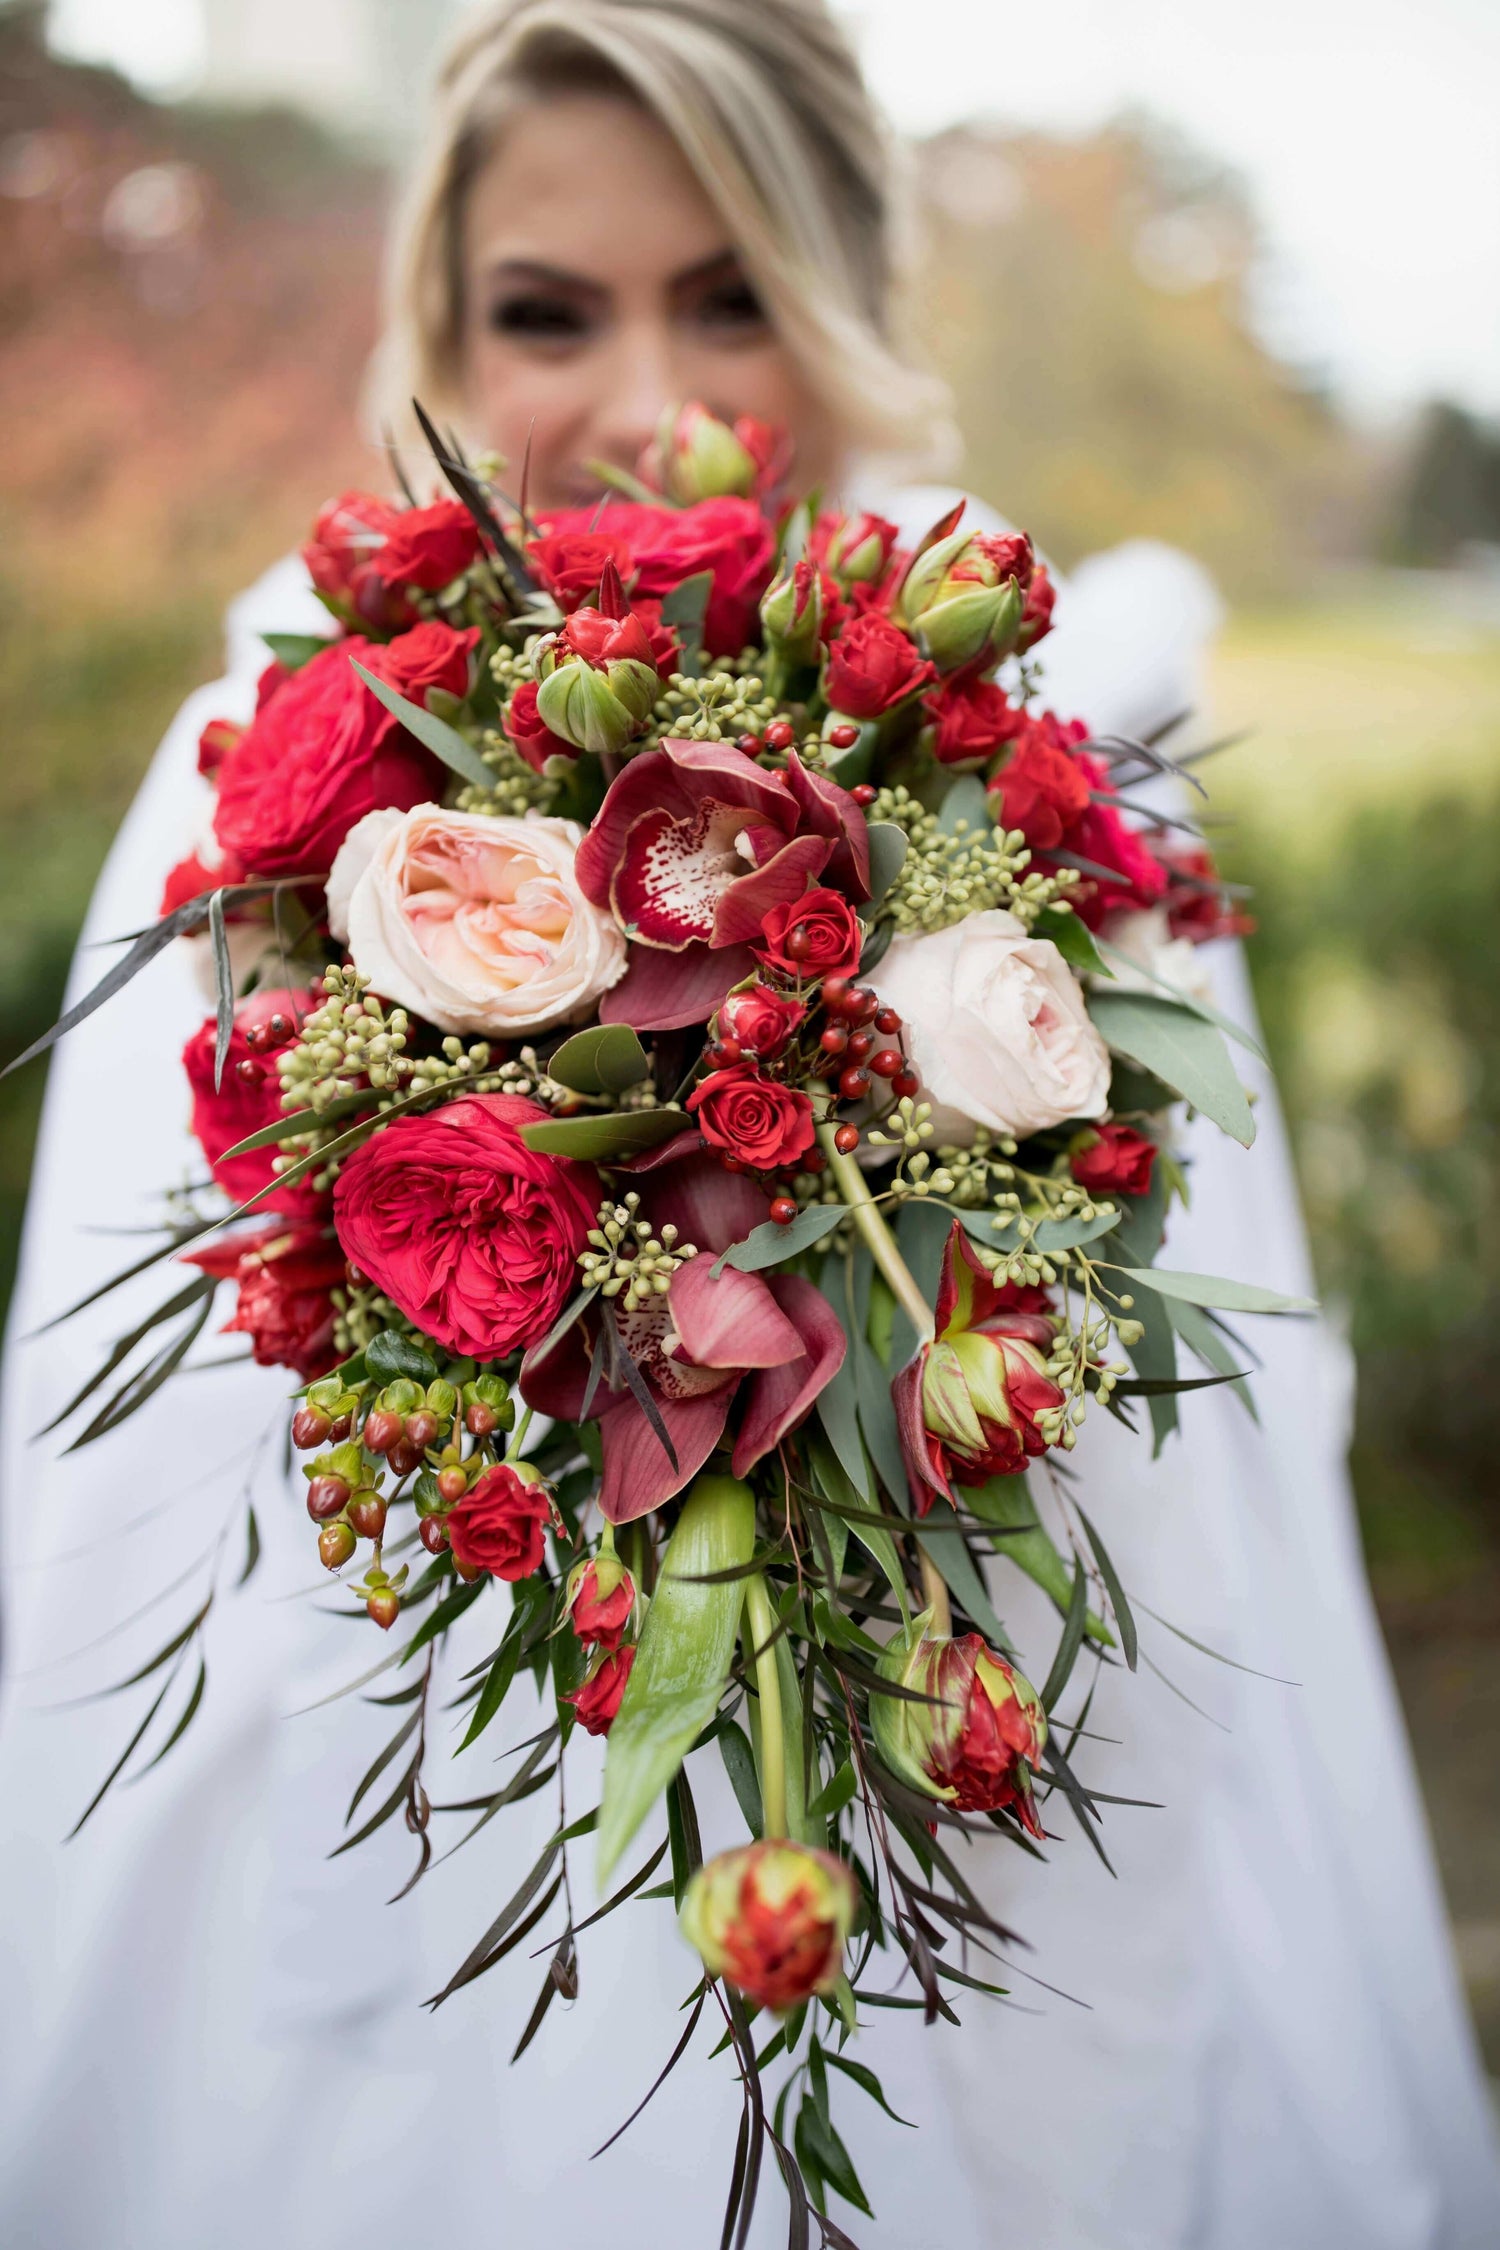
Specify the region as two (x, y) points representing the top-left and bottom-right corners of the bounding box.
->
(585, 317), (682, 475)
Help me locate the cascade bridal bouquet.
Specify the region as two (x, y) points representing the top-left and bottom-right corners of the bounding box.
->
(21, 401), (1305, 2242)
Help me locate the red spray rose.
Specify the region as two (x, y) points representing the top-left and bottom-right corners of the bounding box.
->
(538, 497), (775, 657)
(686, 1065), (815, 1170)
(213, 623), (477, 880)
(926, 674), (1026, 767)
(526, 527), (634, 611)
(716, 983), (805, 1060)
(183, 987), (318, 1212)
(197, 714), (245, 781)
(989, 719), (1092, 850)
(331, 1093), (598, 1360)
(753, 887), (863, 982)
(445, 1462), (554, 1582)
(565, 1553), (636, 1648)
(305, 492), (480, 631)
(1070, 1123), (1157, 1197)
(187, 1220), (344, 1381)
(824, 612), (936, 719)
(504, 678), (578, 773)
(810, 509), (901, 588)
(564, 1644), (635, 1735)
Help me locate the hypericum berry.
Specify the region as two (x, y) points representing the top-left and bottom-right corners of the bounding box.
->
(265, 1013), (294, 1044)
(834, 1124), (860, 1155)
(386, 1439), (424, 1479)
(874, 1006), (901, 1035)
(848, 988), (880, 1025)
(306, 1475), (350, 1522)
(783, 922), (813, 961)
(736, 732), (762, 754)
(405, 1410), (440, 1452)
(763, 718), (796, 751)
(465, 1401), (498, 1438)
(419, 1517), (450, 1554)
(366, 1590), (400, 1631)
(850, 783), (876, 806)
(819, 1025), (849, 1056)
(838, 1064), (871, 1102)
(869, 1047), (903, 1078)
(820, 975), (855, 1014)
(347, 1491), (387, 1541)
(243, 1021), (275, 1055)
(802, 1146), (827, 1171)
(715, 1035), (744, 1067)
(827, 723), (860, 749)
(845, 1030), (874, 1063)
(437, 1465), (468, 1505)
(363, 1408), (403, 1455)
(720, 1153), (745, 1173)
(769, 1195), (798, 1226)
(291, 1405), (331, 1450)
(234, 1058), (265, 1086)
(892, 1068), (920, 1100)
(327, 1413), (353, 1443)
(318, 1521), (356, 1571)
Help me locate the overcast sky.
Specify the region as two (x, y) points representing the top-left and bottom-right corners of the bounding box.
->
(47, 0), (1500, 425)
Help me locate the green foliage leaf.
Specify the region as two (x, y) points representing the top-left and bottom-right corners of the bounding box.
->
(963, 1475), (1112, 1645)
(916, 1497), (1014, 1650)
(862, 822), (908, 916)
(718, 1719), (763, 1839)
(1089, 990), (1255, 1147)
(711, 1203), (848, 1276)
(348, 657), (494, 790)
(1116, 1266), (1316, 1315)
(520, 1108), (685, 1160)
(1094, 937), (1267, 1063)
(547, 1023), (649, 1096)
(938, 772), (989, 835)
(1162, 1294), (1257, 1416)
(366, 1328), (439, 1383)
(597, 1475), (755, 1880)
(1034, 906), (1108, 973)
(1039, 1559), (1089, 1713)
(261, 630), (331, 670)
(1077, 1506), (1137, 1670)
(1031, 1209), (1122, 1252)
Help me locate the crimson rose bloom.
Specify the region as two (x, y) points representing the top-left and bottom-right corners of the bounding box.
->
(1070, 1123), (1156, 1197)
(446, 1463), (553, 1581)
(188, 1221), (343, 1381)
(331, 1093), (598, 1359)
(160, 843), (248, 918)
(183, 987), (318, 1212)
(753, 887), (863, 982)
(564, 1645), (635, 1735)
(824, 612), (936, 719)
(989, 721), (1092, 850)
(686, 1065), (815, 1170)
(214, 623), (477, 880)
(926, 675), (1025, 767)
(505, 678), (578, 772)
(717, 983), (805, 1060)
(539, 497), (775, 656)
(526, 527), (633, 610)
(305, 492), (480, 630)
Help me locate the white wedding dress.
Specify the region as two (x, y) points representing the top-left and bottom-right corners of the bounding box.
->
(2, 503), (1496, 2250)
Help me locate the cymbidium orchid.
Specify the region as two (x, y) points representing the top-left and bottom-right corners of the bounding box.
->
(893, 1218), (1066, 1513)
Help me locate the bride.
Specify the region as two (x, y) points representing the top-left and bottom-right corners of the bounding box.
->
(2, 3), (1495, 2244)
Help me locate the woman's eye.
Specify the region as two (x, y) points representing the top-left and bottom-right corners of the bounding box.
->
(692, 277), (768, 336)
(488, 294), (591, 342)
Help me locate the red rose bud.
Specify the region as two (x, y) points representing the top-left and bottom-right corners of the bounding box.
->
(445, 1460), (555, 1582)
(754, 888), (863, 982)
(988, 724), (1092, 851)
(717, 983), (805, 1061)
(565, 1552), (636, 1648)
(563, 1643), (635, 1735)
(534, 603), (663, 755)
(686, 1064), (815, 1171)
(304, 491), (480, 631)
(639, 401), (786, 503)
(823, 613), (936, 720)
(680, 1841), (857, 2013)
(893, 1222), (1064, 1513)
(872, 1625), (1048, 1835)
(896, 525), (1033, 671)
(760, 558), (824, 667)
(1070, 1123), (1157, 1198)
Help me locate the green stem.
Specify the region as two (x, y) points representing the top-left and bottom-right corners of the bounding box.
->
(744, 1572), (787, 1839)
(918, 1549), (953, 1637)
(503, 1402), (534, 1464)
(817, 1125), (935, 1345)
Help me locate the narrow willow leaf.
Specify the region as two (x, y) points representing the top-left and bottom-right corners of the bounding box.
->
(66, 1669), (179, 1837)
(1116, 1266), (1316, 1316)
(807, 1759), (857, 1824)
(597, 1474), (755, 1881)
(348, 657), (494, 789)
(215, 1088), (375, 1161)
(718, 1719), (764, 1839)
(520, 1108), (685, 1160)
(1088, 990), (1254, 1148)
(135, 1654), (208, 1775)
(1040, 1562), (1090, 1713)
(1162, 1293), (1257, 1417)
(711, 1203), (848, 1276)
(345, 1706), (422, 1824)
(824, 2050), (915, 2127)
(237, 1506), (261, 1588)
(547, 1022), (649, 1096)
(1076, 1507), (1137, 1671)
(36, 1275), (213, 1437)
(209, 889), (233, 1092)
(427, 1837), (562, 2007)
(64, 1294), (215, 1451)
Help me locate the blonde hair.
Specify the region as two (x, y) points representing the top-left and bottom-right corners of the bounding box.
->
(371, 0), (951, 474)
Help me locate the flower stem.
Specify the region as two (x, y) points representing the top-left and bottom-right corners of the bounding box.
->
(503, 1403), (534, 1464)
(744, 1572), (787, 1840)
(817, 1126), (935, 1345)
(918, 1549), (953, 1637)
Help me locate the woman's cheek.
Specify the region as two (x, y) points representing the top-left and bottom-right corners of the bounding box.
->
(468, 352), (593, 505)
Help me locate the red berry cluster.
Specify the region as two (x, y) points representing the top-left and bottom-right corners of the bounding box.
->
(815, 975), (918, 1105)
(235, 1008), (295, 1086)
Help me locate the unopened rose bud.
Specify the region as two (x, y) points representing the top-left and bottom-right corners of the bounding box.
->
(680, 1841), (857, 2012)
(347, 1491), (387, 1541)
(759, 558), (823, 667)
(639, 401), (778, 502)
(318, 1521), (357, 1570)
(564, 1551), (636, 1648)
(896, 526), (1033, 671)
(872, 1623), (1047, 1835)
(291, 1406), (331, 1450)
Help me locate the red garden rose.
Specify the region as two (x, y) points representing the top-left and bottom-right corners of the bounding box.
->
(717, 983), (805, 1060)
(565, 1555), (636, 1648)
(187, 1220), (344, 1381)
(213, 622), (477, 880)
(926, 674), (1026, 767)
(526, 528), (633, 611)
(989, 718), (1092, 850)
(753, 887), (863, 982)
(305, 492), (480, 631)
(540, 497), (775, 657)
(686, 1065), (815, 1170)
(446, 1462), (554, 1581)
(160, 842), (248, 918)
(1070, 1123), (1157, 1197)
(505, 678), (579, 772)
(824, 612), (936, 719)
(331, 1092), (598, 1360)
(183, 987), (318, 1212)
(564, 1644), (635, 1735)
(197, 714), (245, 780)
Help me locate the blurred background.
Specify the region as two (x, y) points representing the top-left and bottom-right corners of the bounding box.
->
(1, 0), (1496, 2061)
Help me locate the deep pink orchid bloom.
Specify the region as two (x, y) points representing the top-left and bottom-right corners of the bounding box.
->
(520, 1146), (846, 1522)
(573, 741), (872, 1031)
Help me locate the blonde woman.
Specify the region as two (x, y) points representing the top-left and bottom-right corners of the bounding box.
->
(2, 5), (1495, 2246)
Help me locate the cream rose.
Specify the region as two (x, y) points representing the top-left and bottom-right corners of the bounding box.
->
(327, 805), (627, 1037)
(872, 910), (1110, 1143)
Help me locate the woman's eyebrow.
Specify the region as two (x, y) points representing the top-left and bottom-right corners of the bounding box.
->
(669, 248), (748, 295)
(482, 257), (609, 302)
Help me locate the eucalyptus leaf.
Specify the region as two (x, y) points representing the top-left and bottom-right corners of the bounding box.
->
(348, 658), (494, 790)
(659, 570), (713, 671)
(711, 1203), (848, 1276)
(597, 1475), (755, 1880)
(260, 630), (331, 671)
(861, 823), (908, 917)
(1116, 1266), (1316, 1315)
(937, 773), (989, 835)
(1033, 906), (1108, 974)
(1094, 938), (1267, 1064)
(1031, 1209), (1121, 1253)
(963, 1475), (1111, 1645)
(1089, 991), (1255, 1148)
(521, 1108), (685, 1160)
(547, 1023), (649, 1096)
(1162, 1294), (1257, 1416)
